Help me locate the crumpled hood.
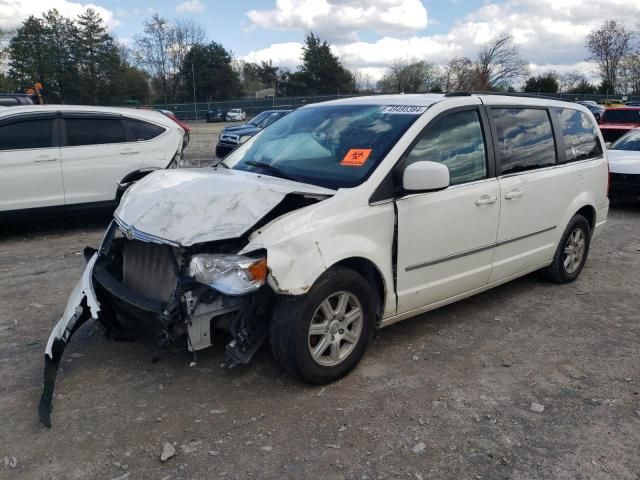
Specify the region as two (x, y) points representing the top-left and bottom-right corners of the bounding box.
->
(115, 168), (334, 246)
(607, 149), (640, 174)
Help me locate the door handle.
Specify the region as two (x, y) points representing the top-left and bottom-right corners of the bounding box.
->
(504, 189), (523, 200)
(33, 156), (57, 163)
(120, 150), (140, 156)
(475, 195), (498, 206)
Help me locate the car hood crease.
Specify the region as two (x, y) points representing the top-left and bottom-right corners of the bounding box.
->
(115, 168), (334, 246)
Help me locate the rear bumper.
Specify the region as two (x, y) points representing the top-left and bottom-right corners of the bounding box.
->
(610, 172), (640, 201)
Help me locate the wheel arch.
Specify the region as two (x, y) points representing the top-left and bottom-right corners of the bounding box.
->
(331, 257), (387, 322)
(575, 204), (596, 233)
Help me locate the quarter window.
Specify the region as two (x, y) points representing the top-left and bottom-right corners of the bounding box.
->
(66, 117), (126, 146)
(404, 110), (487, 185)
(0, 118), (53, 150)
(492, 108), (556, 175)
(556, 108), (603, 162)
(127, 118), (165, 141)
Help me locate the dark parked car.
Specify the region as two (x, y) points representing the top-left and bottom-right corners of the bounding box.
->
(0, 93), (35, 107)
(206, 108), (229, 123)
(215, 110), (291, 158)
(577, 101), (605, 122)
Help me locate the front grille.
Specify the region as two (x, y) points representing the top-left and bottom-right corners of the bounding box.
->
(122, 240), (178, 302)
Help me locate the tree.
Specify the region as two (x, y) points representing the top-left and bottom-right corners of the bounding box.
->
(42, 10), (78, 102)
(7, 16), (50, 94)
(475, 35), (529, 90)
(569, 79), (597, 94)
(586, 20), (633, 94)
(180, 42), (240, 101)
(378, 60), (438, 93)
(523, 71), (560, 93)
(134, 15), (205, 103)
(441, 57), (476, 92)
(619, 53), (640, 94)
(558, 71), (585, 93)
(294, 32), (355, 95)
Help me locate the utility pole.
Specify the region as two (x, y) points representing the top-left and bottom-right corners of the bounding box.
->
(192, 62), (197, 120)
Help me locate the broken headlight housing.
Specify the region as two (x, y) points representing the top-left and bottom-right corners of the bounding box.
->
(188, 254), (267, 295)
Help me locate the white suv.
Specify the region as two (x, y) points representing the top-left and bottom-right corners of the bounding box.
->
(226, 108), (246, 122)
(0, 105), (186, 219)
(40, 94), (609, 426)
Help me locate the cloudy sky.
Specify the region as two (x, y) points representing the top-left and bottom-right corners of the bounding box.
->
(1, 0), (639, 81)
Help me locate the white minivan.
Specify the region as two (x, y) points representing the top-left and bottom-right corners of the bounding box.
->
(0, 105), (186, 220)
(40, 94), (608, 426)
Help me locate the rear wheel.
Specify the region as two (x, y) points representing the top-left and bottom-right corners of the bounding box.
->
(540, 214), (591, 283)
(269, 267), (375, 384)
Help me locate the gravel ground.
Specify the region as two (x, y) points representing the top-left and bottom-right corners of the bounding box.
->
(0, 189), (639, 478)
(182, 120), (241, 166)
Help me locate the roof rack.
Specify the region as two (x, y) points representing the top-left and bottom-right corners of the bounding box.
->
(444, 91), (565, 102)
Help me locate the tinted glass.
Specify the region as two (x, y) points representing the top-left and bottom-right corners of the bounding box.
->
(66, 117), (126, 146)
(0, 97), (19, 106)
(225, 104), (420, 189)
(127, 118), (165, 141)
(0, 118), (53, 150)
(601, 109), (640, 123)
(492, 108), (556, 174)
(610, 128), (640, 151)
(557, 108), (602, 162)
(405, 110), (487, 185)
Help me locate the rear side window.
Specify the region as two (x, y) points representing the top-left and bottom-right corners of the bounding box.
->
(405, 109), (487, 185)
(556, 108), (603, 162)
(492, 108), (556, 175)
(0, 118), (53, 150)
(127, 118), (165, 141)
(66, 117), (126, 146)
(0, 97), (19, 106)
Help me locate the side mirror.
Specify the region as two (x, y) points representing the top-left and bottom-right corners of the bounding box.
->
(402, 161), (450, 192)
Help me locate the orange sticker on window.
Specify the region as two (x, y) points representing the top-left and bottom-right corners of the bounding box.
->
(341, 148), (372, 167)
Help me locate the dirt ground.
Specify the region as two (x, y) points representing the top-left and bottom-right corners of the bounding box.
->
(1, 172), (639, 478)
(181, 120), (245, 166)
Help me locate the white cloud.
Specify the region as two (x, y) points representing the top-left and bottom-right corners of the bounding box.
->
(246, 0), (428, 41)
(0, 0), (117, 30)
(243, 0), (640, 83)
(175, 0), (205, 14)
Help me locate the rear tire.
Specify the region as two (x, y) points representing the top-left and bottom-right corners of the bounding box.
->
(539, 214), (591, 284)
(269, 267), (375, 384)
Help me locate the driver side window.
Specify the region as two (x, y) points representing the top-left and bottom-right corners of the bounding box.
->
(405, 109), (488, 185)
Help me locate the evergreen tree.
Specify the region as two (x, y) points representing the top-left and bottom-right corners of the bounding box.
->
(180, 42), (241, 101)
(296, 32), (355, 95)
(7, 16), (50, 94)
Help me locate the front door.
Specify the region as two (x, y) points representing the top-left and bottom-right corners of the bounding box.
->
(0, 113), (64, 212)
(395, 108), (500, 314)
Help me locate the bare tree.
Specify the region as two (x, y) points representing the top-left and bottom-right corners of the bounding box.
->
(558, 71), (585, 93)
(134, 14), (205, 102)
(441, 57), (476, 92)
(475, 35), (529, 90)
(586, 20), (633, 93)
(619, 53), (640, 94)
(378, 59), (437, 93)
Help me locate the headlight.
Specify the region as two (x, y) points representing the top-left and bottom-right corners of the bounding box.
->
(189, 254), (267, 295)
(239, 135), (252, 144)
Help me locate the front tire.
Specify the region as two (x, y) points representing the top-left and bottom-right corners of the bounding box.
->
(540, 214), (591, 284)
(269, 267), (375, 384)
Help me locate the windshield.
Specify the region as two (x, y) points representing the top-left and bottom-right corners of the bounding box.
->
(248, 111), (270, 126)
(248, 111), (286, 128)
(222, 104), (423, 189)
(602, 109), (640, 124)
(611, 129), (640, 150)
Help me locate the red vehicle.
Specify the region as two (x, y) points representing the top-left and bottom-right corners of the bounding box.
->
(598, 107), (640, 142)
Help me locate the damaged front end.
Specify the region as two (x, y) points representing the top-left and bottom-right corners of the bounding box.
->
(39, 220), (273, 428)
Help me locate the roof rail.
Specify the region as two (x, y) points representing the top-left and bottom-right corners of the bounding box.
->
(444, 91), (565, 102)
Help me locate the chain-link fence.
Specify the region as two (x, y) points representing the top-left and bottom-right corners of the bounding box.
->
(143, 91), (640, 121)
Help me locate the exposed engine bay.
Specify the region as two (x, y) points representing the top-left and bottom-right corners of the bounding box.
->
(38, 167), (333, 428)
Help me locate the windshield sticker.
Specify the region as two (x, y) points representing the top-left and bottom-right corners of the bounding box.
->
(381, 105), (428, 115)
(341, 148), (372, 167)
